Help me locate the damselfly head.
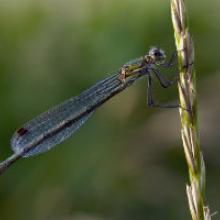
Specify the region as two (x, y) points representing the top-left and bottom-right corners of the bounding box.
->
(148, 47), (166, 64)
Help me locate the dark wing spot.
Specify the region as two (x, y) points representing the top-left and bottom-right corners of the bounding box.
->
(17, 127), (28, 136)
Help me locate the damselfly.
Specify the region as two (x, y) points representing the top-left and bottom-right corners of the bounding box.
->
(11, 47), (177, 158)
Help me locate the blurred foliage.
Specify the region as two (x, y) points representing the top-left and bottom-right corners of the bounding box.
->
(0, 0), (219, 220)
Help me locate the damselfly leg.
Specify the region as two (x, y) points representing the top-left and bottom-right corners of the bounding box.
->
(147, 73), (180, 109)
(152, 68), (178, 88)
(160, 51), (177, 68)
(117, 48), (181, 109)
(147, 51), (180, 109)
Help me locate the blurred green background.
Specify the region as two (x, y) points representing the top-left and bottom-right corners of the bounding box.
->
(0, 0), (219, 219)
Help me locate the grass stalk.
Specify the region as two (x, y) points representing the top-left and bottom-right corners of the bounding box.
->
(170, 0), (211, 219)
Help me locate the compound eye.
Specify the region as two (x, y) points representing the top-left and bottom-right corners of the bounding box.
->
(148, 47), (165, 61)
(154, 50), (163, 57)
(155, 51), (161, 56)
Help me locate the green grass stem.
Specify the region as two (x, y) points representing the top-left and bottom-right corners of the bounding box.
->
(171, 0), (211, 219)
